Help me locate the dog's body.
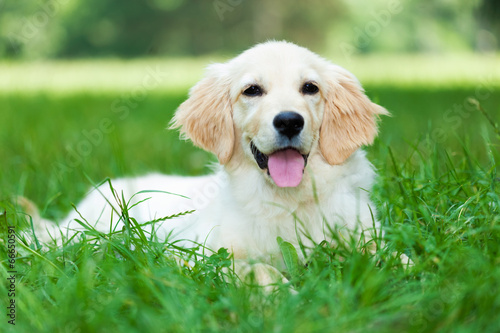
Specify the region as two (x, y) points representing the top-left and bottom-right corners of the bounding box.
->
(35, 41), (387, 276)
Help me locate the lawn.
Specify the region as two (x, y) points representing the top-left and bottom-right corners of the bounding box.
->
(1, 55), (500, 332)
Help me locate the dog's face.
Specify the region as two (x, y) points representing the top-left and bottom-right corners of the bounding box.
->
(172, 41), (387, 188)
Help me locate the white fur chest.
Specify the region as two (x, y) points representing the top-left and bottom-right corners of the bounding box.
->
(193, 150), (377, 262)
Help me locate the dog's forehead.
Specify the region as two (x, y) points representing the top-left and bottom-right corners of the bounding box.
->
(232, 42), (322, 87)
(237, 65), (320, 87)
(239, 41), (316, 60)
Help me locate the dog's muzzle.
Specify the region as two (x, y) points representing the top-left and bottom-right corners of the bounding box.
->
(250, 142), (309, 188)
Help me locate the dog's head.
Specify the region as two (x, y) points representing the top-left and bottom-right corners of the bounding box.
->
(171, 41), (388, 188)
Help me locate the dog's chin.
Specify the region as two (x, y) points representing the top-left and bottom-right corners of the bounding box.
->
(250, 142), (309, 188)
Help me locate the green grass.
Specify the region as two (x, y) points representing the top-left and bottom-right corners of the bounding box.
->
(1, 58), (500, 332)
(1, 53), (500, 95)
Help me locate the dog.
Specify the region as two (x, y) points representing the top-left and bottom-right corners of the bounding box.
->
(32, 41), (388, 285)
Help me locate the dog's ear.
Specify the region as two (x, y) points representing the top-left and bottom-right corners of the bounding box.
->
(171, 64), (234, 164)
(319, 66), (388, 165)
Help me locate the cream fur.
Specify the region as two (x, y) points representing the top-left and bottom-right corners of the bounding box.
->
(36, 41), (388, 281)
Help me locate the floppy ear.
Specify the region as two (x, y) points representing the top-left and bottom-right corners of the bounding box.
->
(319, 67), (388, 165)
(170, 64), (234, 164)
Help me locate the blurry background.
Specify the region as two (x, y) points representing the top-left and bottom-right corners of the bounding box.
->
(1, 0), (498, 58)
(0, 0), (499, 217)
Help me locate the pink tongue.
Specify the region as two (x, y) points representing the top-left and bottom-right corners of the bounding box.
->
(268, 149), (305, 188)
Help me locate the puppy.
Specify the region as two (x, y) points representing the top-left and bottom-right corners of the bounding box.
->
(33, 41), (388, 284)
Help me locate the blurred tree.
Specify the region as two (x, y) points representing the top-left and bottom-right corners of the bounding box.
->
(53, 0), (341, 57)
(332, 0), (483, 56)
(477, 0), (500, 52)
(0, 0), (495, 59)
(0, 0), (50, 57)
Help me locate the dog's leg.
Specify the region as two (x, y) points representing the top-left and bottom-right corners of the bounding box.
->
(232, 260), (293, 293)
(16, 196), (61, 243)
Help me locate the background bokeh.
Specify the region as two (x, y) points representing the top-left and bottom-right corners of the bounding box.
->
(1, 0), (498, 59)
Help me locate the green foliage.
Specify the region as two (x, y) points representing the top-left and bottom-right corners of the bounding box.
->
(0, 0), (496, 59)
(277, 237), (301, 281)
(0, 0), (341, 59)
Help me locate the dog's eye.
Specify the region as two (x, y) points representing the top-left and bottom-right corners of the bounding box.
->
(301, 82), (319, 95)
(243, 85), (263, 97)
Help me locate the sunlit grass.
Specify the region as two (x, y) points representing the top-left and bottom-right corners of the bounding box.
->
(1, 53), (499, 95)
(337, 53), (500, 88)
(0, 57), (210, 95)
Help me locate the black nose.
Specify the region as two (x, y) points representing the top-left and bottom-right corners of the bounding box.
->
(273, 111), (304, 139)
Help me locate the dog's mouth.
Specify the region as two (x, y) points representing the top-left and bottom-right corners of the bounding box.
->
(250, 142), (309, 188)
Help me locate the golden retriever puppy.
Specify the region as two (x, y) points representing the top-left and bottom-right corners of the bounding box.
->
(33, 41), (388, 284)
